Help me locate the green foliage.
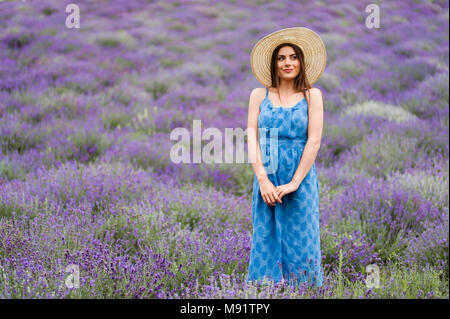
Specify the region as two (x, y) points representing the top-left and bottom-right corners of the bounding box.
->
(102, 111), (133, 131)
(316, 73), (340, 92)
(401, 72), (449, 118)
(95, 37), (121, 48)
(336, 59), (367, 77)
(0, 160), (25, 181)
(144, 81), (168, 100)
(320, 122), (366, 167)
(215, 162), (255, 197)
(41, 7), (57, 16)
(168, 22), (190, 32)
(387, 170), (449, 213)
(394, 58), (438, 83)
(0, 127), (43, 155)
(343, 101), (417, 123)
(6, 33), (34, 50)
(330, 214), (407, 263)
(114, 56), (136, 70)
(344, 134), (421, 178)
(66, 131), (111, 163)
(0, 202), (20, 219)
(95, 208), (141, 254)
(374, 260), (448, 298)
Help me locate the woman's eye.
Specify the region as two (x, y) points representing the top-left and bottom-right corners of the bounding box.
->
(279, 56), (296, 60)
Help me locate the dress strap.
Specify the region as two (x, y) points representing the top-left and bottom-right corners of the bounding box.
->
(265, 87), (269, 98)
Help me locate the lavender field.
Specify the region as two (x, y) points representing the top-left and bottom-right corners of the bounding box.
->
(0, 0), (448, 299)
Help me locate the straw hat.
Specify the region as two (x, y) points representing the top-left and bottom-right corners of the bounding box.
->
(250, 27), (327, 87)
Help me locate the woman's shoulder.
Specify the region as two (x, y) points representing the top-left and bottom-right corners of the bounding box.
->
(250, 87), (268, 100)
(248, 88), (267, 110)
(307, 87), (322, 94)
(250, 87), (267, 95)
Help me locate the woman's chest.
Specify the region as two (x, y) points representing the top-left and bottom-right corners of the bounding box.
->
(258, 107), (308, 134)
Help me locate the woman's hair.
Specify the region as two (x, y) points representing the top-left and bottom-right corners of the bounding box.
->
(269, 43), (312, 106)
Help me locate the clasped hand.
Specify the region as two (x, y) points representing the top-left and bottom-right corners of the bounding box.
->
(259, 179), (300, 206)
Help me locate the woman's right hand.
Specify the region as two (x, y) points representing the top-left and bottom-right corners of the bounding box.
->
(259, 178), (282, 206)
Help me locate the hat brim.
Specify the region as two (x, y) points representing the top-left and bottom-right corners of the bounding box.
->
(251, 27), (327, 87)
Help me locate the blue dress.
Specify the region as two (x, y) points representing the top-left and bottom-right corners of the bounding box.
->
(246, 87), (323, 288)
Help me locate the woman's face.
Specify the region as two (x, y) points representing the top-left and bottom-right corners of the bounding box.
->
(276, 45), (300, 80)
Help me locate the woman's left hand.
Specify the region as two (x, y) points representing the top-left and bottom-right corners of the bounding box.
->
(275, 181), (300, 200)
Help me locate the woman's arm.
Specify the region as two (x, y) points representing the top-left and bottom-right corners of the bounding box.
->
(290, 88), (324, 187)
(247, 88), (282, 206)
(247, 88), (269, 182)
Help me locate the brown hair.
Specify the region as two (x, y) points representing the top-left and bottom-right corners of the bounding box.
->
(269, 43), (312, 106)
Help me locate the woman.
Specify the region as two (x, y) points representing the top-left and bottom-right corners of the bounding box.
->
(246, 27), (326, 288)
